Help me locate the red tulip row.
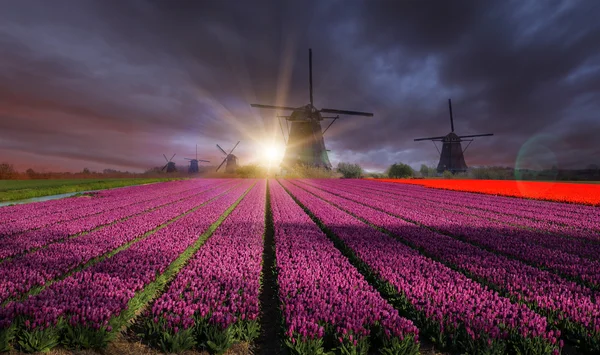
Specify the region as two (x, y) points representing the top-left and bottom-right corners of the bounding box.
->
(143, 180), (266, 353)
(292, 180), (600, 351)
(280, 179), (561, 354)
(301, 179), (600, 287)
(0, 180), (223, 237)
(0, 181), (253, 352)
(0, 181), (239, 305)
(270, 180), (420, 355)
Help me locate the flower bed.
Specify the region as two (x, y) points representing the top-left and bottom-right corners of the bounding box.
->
(143, 180), (266, 353)
(281, 179), (561, 354)
(377, 179), (600, 206)
(270, 180), (419, 355)
(0, 181), (253, 352)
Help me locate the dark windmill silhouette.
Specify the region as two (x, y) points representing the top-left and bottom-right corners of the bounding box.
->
(250, 48), (373, 170)
(216, 141), (240, 173)
(414, 99), (494, 174)
(184, 145), (210, 174)
(161, 154), (177, 173)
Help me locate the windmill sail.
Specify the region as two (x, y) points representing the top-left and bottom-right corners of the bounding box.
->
(414, 99), (494, 174)
(250, 48), (373, 170)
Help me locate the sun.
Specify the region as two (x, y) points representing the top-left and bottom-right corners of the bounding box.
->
(261, 142), (285, 164)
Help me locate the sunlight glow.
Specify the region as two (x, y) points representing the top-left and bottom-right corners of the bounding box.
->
(261, 142), (285, 165)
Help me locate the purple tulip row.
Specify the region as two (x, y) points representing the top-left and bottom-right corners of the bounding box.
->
(0, 179), (196, 224)
(353, 180), (600, 233)
(0, 181), (239, 305)
(300, 180), (600, 287)
(146, 180), (266, 348)
(0, 180), (223, 237)
(280, 179), (561, 353)
(322, 180), (600, 259)
(0, 181), (253, 344)
(338, 180), (600, 241)
(0, 180), (234, 260)
(291, 180), (598, 349)
(270, 180), (419, 353)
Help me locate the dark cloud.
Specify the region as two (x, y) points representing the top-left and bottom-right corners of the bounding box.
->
(0, 0), (599, 172)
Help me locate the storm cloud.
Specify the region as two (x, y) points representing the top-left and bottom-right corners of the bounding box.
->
(0, 0), (598, 172)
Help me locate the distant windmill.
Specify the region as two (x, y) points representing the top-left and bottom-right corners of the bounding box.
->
(161, 154), (177, 173)
(414, 99), (494, 174)
(216, 141), (240, 173)
(251, 48), (373, 170)
(184, 145), (210, 174)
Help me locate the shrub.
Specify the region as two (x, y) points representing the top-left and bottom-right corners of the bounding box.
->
(337, 162), (363, 179)
(419, 164), (436, 177)
(235, 164), (268, 178)
(0, 163), (16, 179)
(387, 163), (413, 178)
(366, 172), (386, 179)
(283, 165), (338, 178)
(442, 170), (454, 179)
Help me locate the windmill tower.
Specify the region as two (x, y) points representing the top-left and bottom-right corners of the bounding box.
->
(184, 145), (210, 174)
(250, 48), (373, 170)
(414, 99), (494, 174)
(161, 154), (177, 173)
(216, 141), (240, 174)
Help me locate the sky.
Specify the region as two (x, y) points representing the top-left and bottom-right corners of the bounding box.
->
(0, 0), (599, 173)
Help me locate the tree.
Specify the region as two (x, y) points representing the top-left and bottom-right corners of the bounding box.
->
(442, 170), (454, 179)
(82, 168), (91, 174)
(26, 168), (37, 179)
(337, 162), (363, 179)
(0, 162), (16, 179)
(387, 163), (413, 178)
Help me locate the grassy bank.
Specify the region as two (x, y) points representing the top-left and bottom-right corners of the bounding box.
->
(0, 178), (186, 202)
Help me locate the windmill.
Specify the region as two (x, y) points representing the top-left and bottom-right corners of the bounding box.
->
(216, 141), (240, 173)
(250, 48), (373, 170)
(161, 154), (177, 173)
(184, 145), (210, 174)
(414, 99), (494, 174)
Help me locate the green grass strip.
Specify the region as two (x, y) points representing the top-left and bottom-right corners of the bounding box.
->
(255, 180), (286, 355)
(0, 178), (186, 202)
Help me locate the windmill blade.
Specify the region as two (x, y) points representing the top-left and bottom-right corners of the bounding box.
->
(320, 108), (374, 117)
(216, 144), (228, 156)
(163, 154), (169, 163)
(228, 141), (240, 155)
(458, 133), (494, 139)
(251, 104), (297, 111)
(322, 115), (339, 136)
(170, 154), (176, 161)
(161, 163), (168, 171)
(309, 48), (313, 106)
(448, 98), (455, 133)
(414, 136), (446, 141)
(215, 157), (227, 172)
(198, 159), (210, 163)
(278, 116), (287, 145)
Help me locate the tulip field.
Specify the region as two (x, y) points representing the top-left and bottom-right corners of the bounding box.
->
(0, 178), (598, 354)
